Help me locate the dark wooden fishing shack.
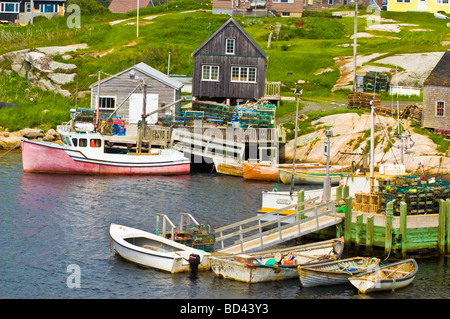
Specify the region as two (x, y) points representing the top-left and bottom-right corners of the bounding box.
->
(191, 17), (268, 105)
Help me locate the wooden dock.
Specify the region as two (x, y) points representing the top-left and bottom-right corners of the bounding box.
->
(215, 198), (342, 254)
(342, 197), (450, 257)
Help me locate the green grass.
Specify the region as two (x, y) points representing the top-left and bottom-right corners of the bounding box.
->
(0, 72), (74, 131)
(0, 5), (449, 131)
(412, 122), (450, 153)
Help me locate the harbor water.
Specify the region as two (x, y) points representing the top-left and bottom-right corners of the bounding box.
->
(1, 151), (449, 300)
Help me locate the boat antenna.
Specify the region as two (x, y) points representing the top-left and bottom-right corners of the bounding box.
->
(96, 71), (101, 131)
(290, 89), (302, 197)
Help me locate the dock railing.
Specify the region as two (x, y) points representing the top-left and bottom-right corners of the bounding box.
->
(179, 212), (199, 232)
(215, 197), (341, 254)
(156, 213), (176, 241)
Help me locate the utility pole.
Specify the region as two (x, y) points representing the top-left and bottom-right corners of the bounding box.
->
(323, 128), (333, 202)
(167, 52), (171, 76)
(137, 0), (139, 38)
(352, 1), (358, 92)
(289, 89), (302, 197)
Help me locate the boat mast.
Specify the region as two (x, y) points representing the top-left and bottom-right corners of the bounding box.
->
(96, 71), (101, 130)
(289, 89), (302, 196)
(370, 102), (375, 192)
(137, 81), (147, 154)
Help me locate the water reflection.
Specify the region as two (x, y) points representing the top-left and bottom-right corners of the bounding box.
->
(2, 152), (450, 299)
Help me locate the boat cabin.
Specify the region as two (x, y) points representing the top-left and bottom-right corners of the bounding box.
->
(60, 132), (103, 150)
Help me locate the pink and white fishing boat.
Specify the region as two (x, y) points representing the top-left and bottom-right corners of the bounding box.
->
(21, 126), (190, 175)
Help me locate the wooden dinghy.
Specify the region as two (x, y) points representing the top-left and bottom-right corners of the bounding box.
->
(297, 257), (380, 287)
(243, 162), (327, 182)
(109, 223), (210, 274)
(348, 259), (418, 294)
(209, 238), (344, 283)
(279, 169), (348, 185)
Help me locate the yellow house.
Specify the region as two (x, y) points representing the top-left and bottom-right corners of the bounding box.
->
(388, 0), (449, 13)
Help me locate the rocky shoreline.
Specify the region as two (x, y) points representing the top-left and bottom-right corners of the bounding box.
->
(0, 127), (60, 150)
(2, 113), (448, 176)
(282, 113), (449, 175)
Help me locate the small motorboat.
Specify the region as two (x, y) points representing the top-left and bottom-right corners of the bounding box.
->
(348, 258), (418, 293)
(109, 223), (210, 274)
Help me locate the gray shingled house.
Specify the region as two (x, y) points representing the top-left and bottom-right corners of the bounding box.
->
(422, 50), (450, 136)
(90, 62), (183, 125)
(191, 18), (268, 105)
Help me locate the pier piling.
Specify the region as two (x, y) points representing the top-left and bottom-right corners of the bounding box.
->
(344, 196), (353, 249)
(438, 199), (447, 255)
(366, 215), (374, 255)
(400, 201), (407, 258)
(447, 200), (450, 254)
(385, 201), (394, 256)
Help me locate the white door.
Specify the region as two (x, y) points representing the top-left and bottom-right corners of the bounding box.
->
(129, 93), (159, 124)
(418, 0), (427, 11)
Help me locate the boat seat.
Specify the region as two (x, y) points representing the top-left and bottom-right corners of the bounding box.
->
(142, 245), (157, 251)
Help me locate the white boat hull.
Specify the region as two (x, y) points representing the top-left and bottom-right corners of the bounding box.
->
(109, 224), (210, 273)
(210, 258), (297, 283)
(348, 259), (418, 293)
(298, 257), (380, 287)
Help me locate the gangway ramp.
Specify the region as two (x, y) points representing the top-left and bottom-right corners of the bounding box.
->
(215, 198), (343, 254)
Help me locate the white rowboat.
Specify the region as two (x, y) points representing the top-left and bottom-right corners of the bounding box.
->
(348, 258), (418, 294)
(109, 223), (210, 273)
(298, 257), (380, 287)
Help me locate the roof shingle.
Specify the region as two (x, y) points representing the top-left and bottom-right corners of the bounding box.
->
(108, 0), (153, 13)
(424, 50), (450, 87)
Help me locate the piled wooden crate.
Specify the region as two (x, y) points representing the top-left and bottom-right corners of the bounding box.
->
(347, 92), (381, 109)
(353, 193), (381, 213)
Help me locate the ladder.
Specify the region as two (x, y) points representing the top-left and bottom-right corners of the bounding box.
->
(215, 198), (343, 254)
(155, 212), (199, 240)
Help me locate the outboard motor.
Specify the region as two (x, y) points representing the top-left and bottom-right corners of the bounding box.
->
(188, 253), (201, 276)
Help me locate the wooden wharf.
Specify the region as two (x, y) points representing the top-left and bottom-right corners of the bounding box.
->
(342, 197), (450, 258)
(171, 126), (282, 164)
(215, 197), (342, 254)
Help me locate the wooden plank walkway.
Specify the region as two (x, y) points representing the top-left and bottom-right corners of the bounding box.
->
(215, 198), (343, 254)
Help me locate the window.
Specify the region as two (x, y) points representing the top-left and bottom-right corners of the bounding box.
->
(281, 12), (290, 16)
(202, 65), (219, 81)
(79, 138), (87, 147)
(436, 0), (449, 3)
(231, 67), (257, 83)
(436, 101), (445, 117)
(25, 3), (31, 12)
(226, 39), (235, 55)
(72, 138), (78, 147)
(0, 2), (19, 12)
(90, 139), (101, 148)
(39, 3), (58, 12)
(273, 0), (294, 3)
(396, 0), (411, 2)
(99, 97), (116, 110)
(328, 0), (333, 4)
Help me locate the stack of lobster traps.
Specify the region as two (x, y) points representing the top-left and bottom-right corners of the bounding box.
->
(376, 175), (450, 216)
